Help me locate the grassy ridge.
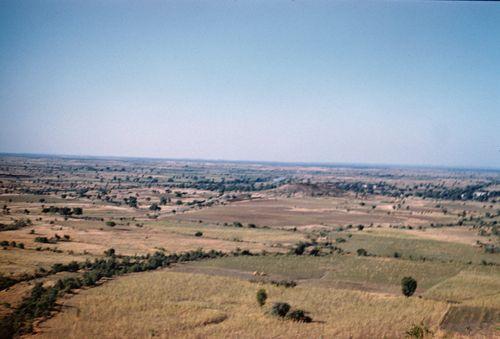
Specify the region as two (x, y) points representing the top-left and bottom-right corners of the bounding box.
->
(36, 270), (449, 338)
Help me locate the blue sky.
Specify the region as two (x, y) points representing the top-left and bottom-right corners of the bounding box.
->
(0, 1), (499, 168)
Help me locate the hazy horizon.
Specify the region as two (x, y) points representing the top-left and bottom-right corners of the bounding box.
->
(1, 1), (499, 168)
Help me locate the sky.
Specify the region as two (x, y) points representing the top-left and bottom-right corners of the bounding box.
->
(0, 1), (499, 169)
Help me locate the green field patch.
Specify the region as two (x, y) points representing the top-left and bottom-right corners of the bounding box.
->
(336, 232), (499, 264)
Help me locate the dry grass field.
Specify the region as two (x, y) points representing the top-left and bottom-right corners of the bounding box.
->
(36, 270), (450, 339)
(0, 155), (498, 338)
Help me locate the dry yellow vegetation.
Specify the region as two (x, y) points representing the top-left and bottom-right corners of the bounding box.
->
(36, 270), (450, 338)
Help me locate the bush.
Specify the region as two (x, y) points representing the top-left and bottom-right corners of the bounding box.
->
(287, 309), (312, 323)
(256, 289), (267, 306)
(356, 248), (368, 256)
(270, 280), (297, 288)
(0, 274), (18, 291)
(292, 242), (307, 255)
(401, 276), (417, 297)
(195, 231), (203, 237)
(271, 302), (290, 317)
(34, 237), (49, 243)
(149, 203), (161, 211)
(105, 221), (116, 227)
(406, 323), (430, 338)
(309, 247), (320, 256)
(104, 248), (116, 257)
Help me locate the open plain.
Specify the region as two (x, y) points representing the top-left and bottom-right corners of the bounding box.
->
(0, 154), (498, 338)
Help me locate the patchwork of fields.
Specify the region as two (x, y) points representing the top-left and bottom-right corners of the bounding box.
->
(0, 156), (498, 338)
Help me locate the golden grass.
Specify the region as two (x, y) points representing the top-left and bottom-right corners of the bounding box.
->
(424, 268), (500, 303)
(189, 255), (468, 291)
(0, 248), (90, 277)
(35, 270), (448, 338)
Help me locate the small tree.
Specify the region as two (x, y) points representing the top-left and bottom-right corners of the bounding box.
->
(401, 276), (417, 297)
(256, 289), (267, 306)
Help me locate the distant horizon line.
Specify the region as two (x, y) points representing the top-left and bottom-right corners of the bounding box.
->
(0, 151), (499, 173)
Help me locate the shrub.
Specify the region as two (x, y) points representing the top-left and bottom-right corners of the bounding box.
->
(356, 248), (368, 256)
(82, 272), (98, 286)
(309, 247), (320, 256)
(405, 323), (430, 338)
(256, 289), (267, 306)
(0, 274), (18, 291)
(105, 221), (116, 227)
(104, 248), (116, 257)
(149, 203), (161, 211)
(271, 302), (290, 317)
(270, 280), (297, 288)
(287, 309), (312, 323)
(401, 276), (417, 297)
(34, 237), (49, 243)
(292, 242), (307, 255)
(195, 231), (203, 237)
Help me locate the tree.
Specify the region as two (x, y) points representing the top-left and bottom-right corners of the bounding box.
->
(256, 289), (267, 306)
(401, 276), (417, 297)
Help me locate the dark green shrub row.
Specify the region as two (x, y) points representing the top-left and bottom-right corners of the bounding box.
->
(1, 240), (25, 249)
(0, 219), (32, 232)
(41, 206), (82, 216)
(270, 280), (297, 288)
